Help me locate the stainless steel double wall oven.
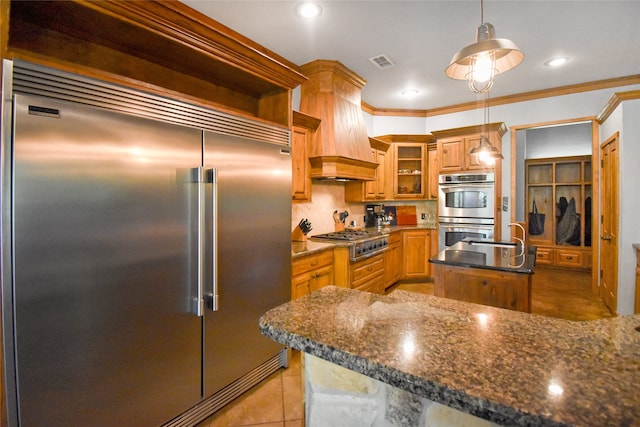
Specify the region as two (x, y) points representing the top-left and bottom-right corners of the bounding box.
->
(438, 172), (496, 250)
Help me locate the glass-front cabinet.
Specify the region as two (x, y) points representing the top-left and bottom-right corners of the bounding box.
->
(393, 143), (425, 198)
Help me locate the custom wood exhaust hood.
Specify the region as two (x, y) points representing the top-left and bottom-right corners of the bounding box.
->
(299, 60), (377, 181)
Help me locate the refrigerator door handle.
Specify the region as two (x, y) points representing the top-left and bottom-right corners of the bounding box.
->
(178, 167), (205, 317)
(205, 168), (219, 312)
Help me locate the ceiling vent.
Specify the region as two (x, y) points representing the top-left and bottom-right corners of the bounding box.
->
(369, 54), (396, 70)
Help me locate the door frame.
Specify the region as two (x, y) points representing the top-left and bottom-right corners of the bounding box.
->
(509, 117), (600, 292)
(599, 132), (619, 313)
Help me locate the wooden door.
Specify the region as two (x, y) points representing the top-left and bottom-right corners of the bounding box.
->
(599, 133), (619, 313)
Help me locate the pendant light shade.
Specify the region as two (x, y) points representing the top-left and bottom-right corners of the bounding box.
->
(468, 93), (503, 164)
(468, 135), (503, 164)
(445, 4), (523, 93)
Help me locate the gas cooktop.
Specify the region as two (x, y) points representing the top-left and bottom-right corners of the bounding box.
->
(310, 230), (388, 262)
(311, 230), (382, 241)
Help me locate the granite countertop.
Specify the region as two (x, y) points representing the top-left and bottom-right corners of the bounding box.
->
(260, 286), (640, 427)
(429, 239), (536, 274)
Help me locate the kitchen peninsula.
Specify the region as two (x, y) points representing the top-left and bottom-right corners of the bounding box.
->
(430, 239), (536, 312)
(259, 286), (640, 426)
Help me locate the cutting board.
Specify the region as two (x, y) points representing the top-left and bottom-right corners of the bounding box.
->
(396, 205), (417, 225)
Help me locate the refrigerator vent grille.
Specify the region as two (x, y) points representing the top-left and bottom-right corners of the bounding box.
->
(162, 351), (285, 427)
(11, 61), (290, 146)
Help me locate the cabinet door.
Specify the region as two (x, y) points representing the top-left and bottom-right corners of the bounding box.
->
(376, 149), (387, 199)
(428, 148), (439, 199)
(437, 138), (463, 172)
(364, 148), (378, 199)
(384, 236), (403, 288)
(291, 126), (311, 201)
(464, 136), (484, 170)
(394, 143), (426, 198)
(402, 230), (430, 277)
(291, 272), (312, 299)
(311, 264), (334, 292)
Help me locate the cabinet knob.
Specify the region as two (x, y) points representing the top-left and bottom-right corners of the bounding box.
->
(566, 256), (573, 260)
(481, 280), (488, 286)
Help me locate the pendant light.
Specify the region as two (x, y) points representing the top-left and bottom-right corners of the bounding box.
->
(468, 93), (503, 164)
(445, 0), (523, 93)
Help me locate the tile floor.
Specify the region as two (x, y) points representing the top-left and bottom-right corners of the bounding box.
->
(195, 267), (613, 426)
(195, 350), (304, 427)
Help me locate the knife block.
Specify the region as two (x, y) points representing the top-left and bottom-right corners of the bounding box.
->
(291, 227), (307, 242)
(334, 223), (345, 232)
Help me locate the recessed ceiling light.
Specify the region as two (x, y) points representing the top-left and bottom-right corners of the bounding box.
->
(544, 57), (569, 67)
(296, 2), (322, 18)
(401, 89), (420, 97)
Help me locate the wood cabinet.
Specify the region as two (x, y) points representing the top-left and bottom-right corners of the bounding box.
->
(432, 123), (506, 173)
(433, 264), (532, 313)
(402, 230), (434, 278)
(345, 138), (391, 202)
(351, 254), (385, 294)
(384, 232), (403, 289)
(3, 1), (305, 127)
(427, 147), (439, 199)
(393, 143), (426, 198)
(371, 135), (436, 201)
(292, 111), (321, 202)
(291, 249), (334, 300)
(525, 155), (592, 270)
(333, 247), (385, 294)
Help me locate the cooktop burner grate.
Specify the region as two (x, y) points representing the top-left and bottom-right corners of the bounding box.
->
(311, 230), (382, 241)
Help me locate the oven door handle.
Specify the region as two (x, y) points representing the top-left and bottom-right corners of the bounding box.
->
(439, 224), (493, 230)
(439, 183), (493, 190)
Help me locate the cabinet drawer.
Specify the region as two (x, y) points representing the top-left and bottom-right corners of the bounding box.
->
(351, 255), (384, 288)
(556, 250), (582, 267)
(354, 275), (385, 294)
(292, 249), (333, 276)
(387, 231), (401, 245)
(534, 248), (553, 264)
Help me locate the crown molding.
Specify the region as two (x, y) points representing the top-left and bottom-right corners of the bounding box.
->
(597, 90), (640, 124)
(362, 75), (640, 118)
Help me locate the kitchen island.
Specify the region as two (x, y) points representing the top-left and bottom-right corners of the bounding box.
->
(430, 239), (536, 312)
(259, 286), (640, 426)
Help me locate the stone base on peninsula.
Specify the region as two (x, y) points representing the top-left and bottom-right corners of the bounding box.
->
(305, 354), (497, 427)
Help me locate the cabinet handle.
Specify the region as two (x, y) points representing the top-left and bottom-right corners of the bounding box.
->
(566, 256), (573, 260)
(310, 261), (318, 266)
(481, 280), (488, 286)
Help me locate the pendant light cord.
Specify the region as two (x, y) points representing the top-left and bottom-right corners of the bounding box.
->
(480, 0), (484, 25)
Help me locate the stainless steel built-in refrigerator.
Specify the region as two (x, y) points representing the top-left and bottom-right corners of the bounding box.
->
(1, 61), (291, 426)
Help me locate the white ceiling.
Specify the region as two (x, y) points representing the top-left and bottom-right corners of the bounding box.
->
(181, 1), (640, 111)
